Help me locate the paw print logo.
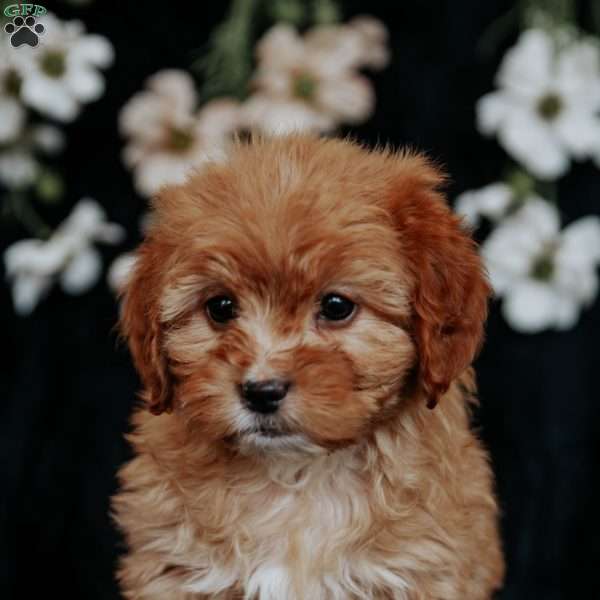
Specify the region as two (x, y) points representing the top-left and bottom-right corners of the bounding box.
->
(4, 15), (45, 48)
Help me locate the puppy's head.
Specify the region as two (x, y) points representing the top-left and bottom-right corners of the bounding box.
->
(121, 136), (489, 452)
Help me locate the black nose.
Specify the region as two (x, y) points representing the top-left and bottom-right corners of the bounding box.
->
(241, 379), (291, 414)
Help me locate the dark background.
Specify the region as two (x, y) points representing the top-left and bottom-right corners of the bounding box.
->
(1, 1), (599, 598)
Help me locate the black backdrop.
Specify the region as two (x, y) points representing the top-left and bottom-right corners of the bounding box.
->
(1, 1), (599, 599)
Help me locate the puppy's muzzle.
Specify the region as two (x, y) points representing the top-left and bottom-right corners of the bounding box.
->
(240, 379), (291, 414)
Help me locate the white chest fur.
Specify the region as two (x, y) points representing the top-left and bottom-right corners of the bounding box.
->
(178, 447), (411, 600)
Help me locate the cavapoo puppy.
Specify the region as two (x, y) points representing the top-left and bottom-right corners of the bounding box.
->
(113, 135), (504, 599)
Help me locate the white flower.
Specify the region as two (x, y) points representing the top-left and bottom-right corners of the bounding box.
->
(347, 15), (390, 70)
(305, 17), (389, 72)
(455, 181), (544, 228)
(31, 124), (65, 154)
(477, 29), (600, 179)
(4, 239), (54, 315)
(0, 97), (25, 143)
(107, 252), (138, 294)
(241, 94), (333, 134)
(244, 22), (378, 133)
(0, 149), (38, 188)
(456, 183), (514, 227)
(15, 13), (114, 122)
(120, 69), (242, 197)
(4, 198), (124, 315)
(482, 199), (600, 332)
(0, 124), (65, 190)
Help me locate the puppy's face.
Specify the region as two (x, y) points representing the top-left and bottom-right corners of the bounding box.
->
(122, 136), (489, 453)
(155, 192), (413, 451)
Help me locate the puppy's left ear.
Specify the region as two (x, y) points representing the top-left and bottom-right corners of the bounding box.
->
(385, 153), (491, 408)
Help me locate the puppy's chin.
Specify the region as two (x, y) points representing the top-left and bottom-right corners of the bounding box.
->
(227, 413), (327, 457)
(234, 431), (325, 457)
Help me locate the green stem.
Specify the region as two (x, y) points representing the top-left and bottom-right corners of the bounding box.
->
(5, 191), (52, 238)
(190, 0), (342, 102)
(592, 1), (600, 35)
(478, 0), (579, 55)
(477, 6), (519, 57)
(519, 0), (577, 29)
(191, 0), (259, 101)
(536, 180), (559, 206)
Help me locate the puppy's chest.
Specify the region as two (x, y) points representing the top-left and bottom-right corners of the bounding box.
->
(183, 471), (408, 599)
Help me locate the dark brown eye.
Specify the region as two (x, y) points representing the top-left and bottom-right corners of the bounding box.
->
(206, 295), (237, 323)
(319, 293), (356, 321)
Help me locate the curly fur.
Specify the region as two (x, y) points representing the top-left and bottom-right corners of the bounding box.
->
(113, 135), (504, 599)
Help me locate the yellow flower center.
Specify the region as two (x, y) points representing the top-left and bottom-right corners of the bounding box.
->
(41, 51), (66, 78)
(4, 69), (22, 96)
(167, 127), (194, 152)
(537, 93), (562, 121)
(530, 251), (555, 281)
(293, 72), (317, 100)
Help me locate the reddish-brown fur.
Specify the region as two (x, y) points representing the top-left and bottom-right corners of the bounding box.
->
(113, 135), (504, 599)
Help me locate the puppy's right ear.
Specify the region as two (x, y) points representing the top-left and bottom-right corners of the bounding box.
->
(119, 245), (173, 415)
(384, 152), (490, 410)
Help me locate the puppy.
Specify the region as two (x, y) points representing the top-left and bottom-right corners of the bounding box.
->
(113, 135), (504, 599)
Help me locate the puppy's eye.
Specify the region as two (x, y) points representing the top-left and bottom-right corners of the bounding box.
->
(206, 295), (237, 323)
(319, 293), (356, 322)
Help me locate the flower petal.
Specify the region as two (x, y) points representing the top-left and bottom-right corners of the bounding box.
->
(455, 183), (513, 227)
(556, 38), (600, 100)
(0, 150), (38, 189)
(316, 75), (374, 123)
(554, 217), (600, 302)
(502, 280), (563, 333)
(107, 252), (138, 294)
(21, 75), (80, 121)
(496, 29), (554, 99)
(251, 68), (292, 97)
(553, 294), (582, 330)
(499, 108), (569, 179)
(64, 198), (106, 237)
(305, 25), (366, 74)
(147, 69), (197, 114)
(133, 154), (198, 197)
(553, 261), (599, 304)
(31, 124), (65, 154)
(4, 240), (44, 275)
(241, 94), (335, 134)
(476, 92), (515, 135)
(0, 98), (25, 143)
(11, 273), (52, 316)
(554, 105), (600, 158)
(4, 237), (67, 276)
(60, 246), (102, 294)
(508, 198), (561, 240)
(454, 192), (480, 228)
(70, 34), (114, 67)
(64, 65), (105, 102)
(348, 15), (389, 69)
(196, 98), (243, 139)
(118, 92), (166, 142)
(482, 199), (560, 296)
(483, 236), (534, 294)
(559, 216), (600, 265)
(256, 24), (305, 71)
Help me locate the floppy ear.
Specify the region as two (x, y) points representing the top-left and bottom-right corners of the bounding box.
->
(119, 243), (173, 415)
(387, 154), (491, 408)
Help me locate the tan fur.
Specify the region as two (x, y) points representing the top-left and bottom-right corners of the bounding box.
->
(113, 135), (504, 599)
